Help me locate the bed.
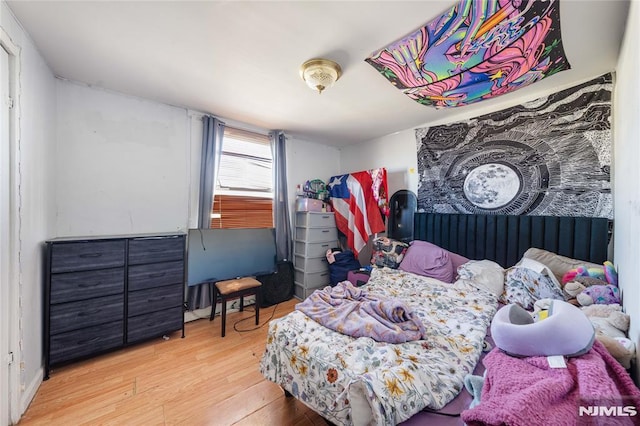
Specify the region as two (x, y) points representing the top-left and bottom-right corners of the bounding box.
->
(259, 213), (611, 426)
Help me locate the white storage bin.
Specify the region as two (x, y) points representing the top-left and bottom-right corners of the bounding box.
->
(295, 212), (336, 228)
(294, 268), (330, 287)
(294, 240), (336, 258)
(294, 255), (329, 273)
(295, 226), (338, 243)
(294, 283), (326, 300)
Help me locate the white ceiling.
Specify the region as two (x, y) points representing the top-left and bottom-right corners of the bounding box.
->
(6, 0), (631, 146)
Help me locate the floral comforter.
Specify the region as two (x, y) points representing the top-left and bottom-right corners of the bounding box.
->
(259, 267), (498, 426)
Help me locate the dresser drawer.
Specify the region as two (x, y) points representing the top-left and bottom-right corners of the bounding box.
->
(294, 240), (335, 258)
(295, 227), (338, 243)
(128, 260), (184, 291)
(295, 212), (336, 228)
(294, 255), (330, 273)
(50, 268), (125, 304)
(50, 294), (124, 334)
(128, 236), (185, 265)
(294, 268), (331, 287)
(49, 320), (124, 365)
(128, 284), (183, 317)
(50, 240), (125, 273)
(127, 306), (183, 344)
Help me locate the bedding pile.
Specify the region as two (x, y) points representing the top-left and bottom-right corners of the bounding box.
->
(260, 267), (498, 425)
(296, 280), (426, 344)
(461, 340), (640, 426)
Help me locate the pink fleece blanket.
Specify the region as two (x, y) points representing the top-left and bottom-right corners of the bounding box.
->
(461, 340), (640, 426)
(296, 280), (426, 343)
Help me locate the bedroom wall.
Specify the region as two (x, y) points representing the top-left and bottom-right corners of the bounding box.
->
(613, 0), (640, 385)
(55, 80), (191, 236)
(1, 1), (57, 421)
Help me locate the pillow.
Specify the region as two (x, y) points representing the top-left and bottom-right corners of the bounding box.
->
(370, 237), (409, 269)
(398, 240), (454, 283)
(521, 248), (603, 284)
(491, 300), (595, 358)
(502, 266), (565, 310)
(449, 251), (470, 277)
(457, 260), (505, 297)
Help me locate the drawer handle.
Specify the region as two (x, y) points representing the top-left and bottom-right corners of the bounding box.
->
(148, 296), (166, 303)
(321, 244), (329, 247)
(79, 253), (103, 258)
(321, 215), (330, 219)
(320, 273), (328, 277)
(321, 230), (330, 233)
(149, 272), (166, 278)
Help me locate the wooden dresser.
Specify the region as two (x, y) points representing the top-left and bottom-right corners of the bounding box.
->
(44, 233), (185, 379)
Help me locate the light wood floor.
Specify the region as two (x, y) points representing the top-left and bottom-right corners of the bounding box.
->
(18, 299), (329, 426)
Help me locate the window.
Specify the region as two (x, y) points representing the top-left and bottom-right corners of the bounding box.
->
(211, 127), (273, 228)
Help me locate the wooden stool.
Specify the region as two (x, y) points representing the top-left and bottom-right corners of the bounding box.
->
(209, 277), (262, 337)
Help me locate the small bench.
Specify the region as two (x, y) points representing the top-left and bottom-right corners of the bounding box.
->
(209, 277), (262, 337)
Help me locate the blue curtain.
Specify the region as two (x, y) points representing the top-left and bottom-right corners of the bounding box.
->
(198, 115), (225, 229)
(188, 115), (225, 311)
(270, 131), (292, 262)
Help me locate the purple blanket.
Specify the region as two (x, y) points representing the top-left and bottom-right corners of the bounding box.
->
(461, 340), (640, 426)
(296, 281), (426, 344)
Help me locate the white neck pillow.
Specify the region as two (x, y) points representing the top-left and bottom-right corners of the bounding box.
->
(491, 300), (595, 358)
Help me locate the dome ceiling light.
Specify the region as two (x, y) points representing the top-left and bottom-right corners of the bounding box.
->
(299, 58), (342, 94)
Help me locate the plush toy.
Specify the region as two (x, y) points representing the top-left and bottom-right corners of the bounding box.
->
(562, 262), (619, 287)
(580, 303), (635, 368)
(577, 284), (620, 306)
(561, 265), (606, 285)
(563, 281), (621, 306)
(603, 260), (618, 286)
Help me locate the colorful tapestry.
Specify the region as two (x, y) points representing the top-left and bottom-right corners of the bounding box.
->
(415, 73), (612, 218)
(328, 169), (388, 255)
(366, 0), (570, 108)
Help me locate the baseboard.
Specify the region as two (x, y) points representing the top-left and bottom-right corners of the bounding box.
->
(184, 306), (211, 322)
(184, 296), (256, 323)
(19, 367), (43, 421)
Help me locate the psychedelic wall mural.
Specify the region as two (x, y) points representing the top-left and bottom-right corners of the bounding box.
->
(366, 0), (570, 108)
(415, 73), (612, 218)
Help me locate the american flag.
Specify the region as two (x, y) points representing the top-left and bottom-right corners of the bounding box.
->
(328, 169), (388, 255)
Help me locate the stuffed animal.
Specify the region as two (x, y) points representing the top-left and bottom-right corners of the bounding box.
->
(561, 265), (606, 285)
(577, 284), (621, 306)
(562, 262), (618, 287)
(580, 303), (635, 368)
(562, 262), (619, 304)
(603, 260), (618, 286)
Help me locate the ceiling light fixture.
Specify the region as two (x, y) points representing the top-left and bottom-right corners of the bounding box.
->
(299, 58), (342, 94)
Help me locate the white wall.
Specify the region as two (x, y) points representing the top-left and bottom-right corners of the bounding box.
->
(56, 80), (190, 236)
(613, 0), (640, 385)
(1, 1), (57, 421)
(286, 136), (341, 205)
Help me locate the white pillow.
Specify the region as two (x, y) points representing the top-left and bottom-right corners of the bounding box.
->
(518, 257), (562, 289)
(456, 260), (505, 297)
